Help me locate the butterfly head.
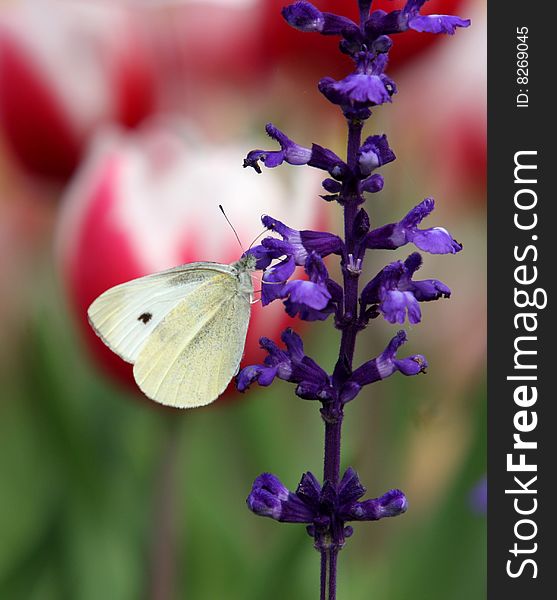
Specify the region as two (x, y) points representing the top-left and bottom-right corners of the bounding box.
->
(234, 253), (257, 273)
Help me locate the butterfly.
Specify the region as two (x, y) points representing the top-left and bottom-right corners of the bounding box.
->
(87, 253), (257, 408)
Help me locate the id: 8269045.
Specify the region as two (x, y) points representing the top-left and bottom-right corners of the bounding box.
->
(516, 26), (529, 108)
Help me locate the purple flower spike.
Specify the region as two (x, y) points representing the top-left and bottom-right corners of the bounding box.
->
(283, 253), (335, 321)
(239, 0), (468, 587)
(247, 473), (316, 523)
(320, 73), (391, 107)
(247, 241), (289, 271)
(261, 215), (343, 266)
(244, 124), (349, 179)
(248, 468), (407, 532)
(404, 0), (429, 8)
(261, 255), (296, 306)
(411, 277), (452, 303)
(244, 123), (312, 172)
(360, 260), (420, 324)
(408, 14), (471, 35)
(308, 144), (348, 179)
(338, 467), (367, 504)
(365, 9), (405, 37)
(319, 73), (390, 110)
(319, 52), (396, 113)
(282, 2), (360, 37)
(366, 198), (462, 254)
(372, 35), (393, 54)
(322, 178), (342, 193)
(343, 488), (408, 521)
(236, 337), (290, 391)
(257, 245), (338, 321)
(237, 328), (335, 401)
(360, 174), (384, 193)
(282, 1), (325, 32)
(360, 252), (451, 324)
(364, 1), (470, 38)
(381, 289), (421, 324)
(404, 1), (470, 36)
(285, 278), (330, 311)
(358, 134), (396, 177)
(358, 1), (373, 18)
(296, 471), (322, 505)
(341, 331), (427, 402)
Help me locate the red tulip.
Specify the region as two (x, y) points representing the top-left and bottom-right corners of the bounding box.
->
(390, 0), (485, 205)
(262, 0), (466, 77)
(56, 122), (324, 400)
(0, 1), (157, 181)
(148, 0), (266, 100)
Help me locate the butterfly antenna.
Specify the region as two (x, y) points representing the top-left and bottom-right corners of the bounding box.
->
(246, 228), (267, 251)
(219, 205), (244, 251)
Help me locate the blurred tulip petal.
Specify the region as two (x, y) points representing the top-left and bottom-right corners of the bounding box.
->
(0, 1), (157, 181)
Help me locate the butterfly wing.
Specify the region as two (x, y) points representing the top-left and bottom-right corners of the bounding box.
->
(87, 262), (234, 364)
(133, 271), (251, 408)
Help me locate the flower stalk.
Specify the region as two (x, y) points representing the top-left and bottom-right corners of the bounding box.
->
(238, 1), (469, 598)
(320, 117), (363, 598)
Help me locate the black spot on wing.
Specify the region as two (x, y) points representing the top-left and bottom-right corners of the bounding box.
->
(138, 312), (153, 324)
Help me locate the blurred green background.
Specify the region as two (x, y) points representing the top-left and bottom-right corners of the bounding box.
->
(0, 1), (486, 598)
(0, 275), (486, 600)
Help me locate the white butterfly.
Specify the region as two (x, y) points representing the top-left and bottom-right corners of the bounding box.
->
(87, 254), (257, 408)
